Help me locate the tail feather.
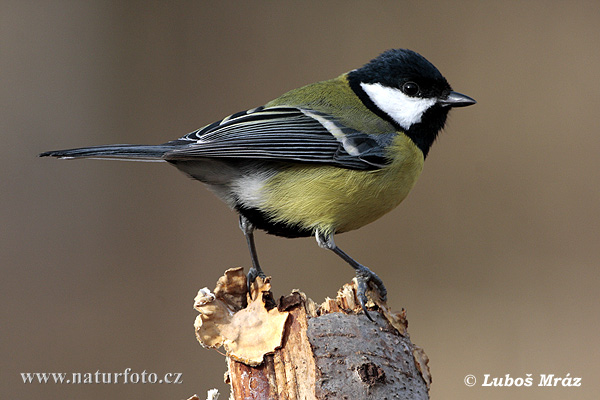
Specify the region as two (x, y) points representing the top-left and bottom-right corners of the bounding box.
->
(39, 144), (175, 161)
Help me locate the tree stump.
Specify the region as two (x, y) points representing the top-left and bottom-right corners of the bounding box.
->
(192, 268), (431, 399)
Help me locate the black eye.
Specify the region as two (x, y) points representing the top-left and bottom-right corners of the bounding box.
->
(401, 81), (420, 96)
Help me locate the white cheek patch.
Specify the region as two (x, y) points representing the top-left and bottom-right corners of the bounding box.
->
(360, 82), (437, 130)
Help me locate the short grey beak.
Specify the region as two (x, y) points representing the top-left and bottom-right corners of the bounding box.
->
(439, 91), (477, 107)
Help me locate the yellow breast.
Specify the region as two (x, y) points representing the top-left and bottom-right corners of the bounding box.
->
(260, 133), (424, 235)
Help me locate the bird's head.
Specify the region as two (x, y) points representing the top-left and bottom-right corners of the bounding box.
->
(348, 49), (476, 156)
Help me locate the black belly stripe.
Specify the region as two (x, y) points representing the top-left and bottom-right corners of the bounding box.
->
(235, 205), (313, 238)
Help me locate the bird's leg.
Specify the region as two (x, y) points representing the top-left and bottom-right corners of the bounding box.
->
(239, 215), (265, 294)
(316, 230), (387, 321)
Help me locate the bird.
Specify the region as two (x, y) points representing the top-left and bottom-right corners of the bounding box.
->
(40, 48), (476, 320)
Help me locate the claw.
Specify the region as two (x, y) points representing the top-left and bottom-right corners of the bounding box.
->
(355, 277), (374, 321)
(355, 267), (387, 320)
(246, 266), (266, 297)
(367, 270), (387, 303)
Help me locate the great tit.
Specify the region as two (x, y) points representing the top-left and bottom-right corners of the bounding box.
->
(41, 49), (476, 319)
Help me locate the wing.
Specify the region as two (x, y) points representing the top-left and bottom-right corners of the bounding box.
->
(163, 106), (395, 170)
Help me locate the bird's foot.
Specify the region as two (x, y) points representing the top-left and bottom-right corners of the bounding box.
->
(246, 266), (266, 297)
(355, 265), (387, 321)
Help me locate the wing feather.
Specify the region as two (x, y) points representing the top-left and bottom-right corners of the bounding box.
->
(164, 106), (394, 170)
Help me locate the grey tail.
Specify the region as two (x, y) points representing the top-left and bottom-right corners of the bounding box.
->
(39, 144), (176, 161)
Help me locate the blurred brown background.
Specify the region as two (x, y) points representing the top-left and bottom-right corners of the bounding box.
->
(2, 1), (599, 399)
